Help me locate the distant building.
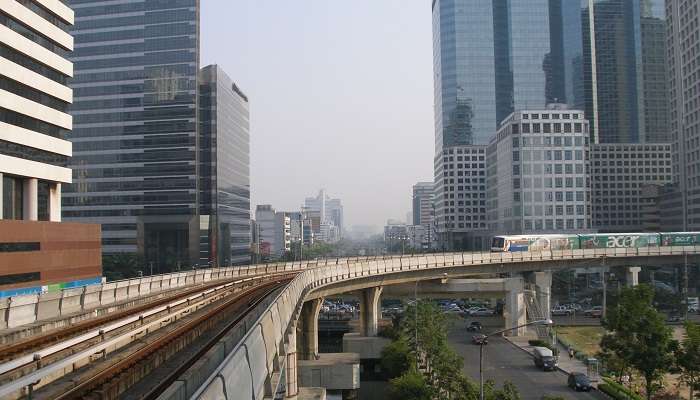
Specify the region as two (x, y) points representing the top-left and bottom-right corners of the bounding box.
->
(199, 65), (251, 266)
(486, 108), (593, 234)
(304, 189), (343, 242)
(255, 205), (276, 261)
(590, 143), (672, 232)
(412, 182), (434, 248)
(274, 212), (292, 258)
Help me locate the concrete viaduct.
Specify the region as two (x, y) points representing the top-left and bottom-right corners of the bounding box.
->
(1, 246), (697, 400)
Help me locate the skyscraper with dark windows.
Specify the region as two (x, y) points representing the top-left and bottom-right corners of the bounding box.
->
(199, 65), (251, 266)
(63, 0), (201, 270)
(580, 0), (669, 144)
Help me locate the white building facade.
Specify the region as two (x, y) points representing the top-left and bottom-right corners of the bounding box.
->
(486, 109), (593, 234)
(0, 0), (74, 222)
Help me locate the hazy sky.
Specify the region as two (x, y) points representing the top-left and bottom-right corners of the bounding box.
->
(201, 1), (435, 230)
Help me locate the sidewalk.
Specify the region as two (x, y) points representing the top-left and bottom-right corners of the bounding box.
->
(504, 333), (592, 381)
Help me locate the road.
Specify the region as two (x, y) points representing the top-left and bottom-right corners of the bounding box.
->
(448, 318), (604, 400)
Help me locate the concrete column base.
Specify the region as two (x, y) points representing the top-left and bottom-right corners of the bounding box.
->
(298, 353), (360, 391)
(342, 333), (391, 359)
(296, 387), (327, 400)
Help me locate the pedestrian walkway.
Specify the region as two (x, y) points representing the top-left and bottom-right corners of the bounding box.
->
(504, 330), (595, 385)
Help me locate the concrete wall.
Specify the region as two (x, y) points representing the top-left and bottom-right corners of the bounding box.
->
(0, 262), (301, 330)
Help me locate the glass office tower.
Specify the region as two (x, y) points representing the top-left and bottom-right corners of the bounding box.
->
(199, 65), (251, 266)
(64, 1), (200, 270)
(432, 0), (586, 149)
(584, 0), (668, 143)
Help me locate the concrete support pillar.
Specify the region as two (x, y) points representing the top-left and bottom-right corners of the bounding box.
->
(298, 298), (323, 360)
(505, 278), (526, 336)
(359, 286), (383, 337)
(49, 183), (61, 222)
(286, 327), (298, 398)
(0, 173), (3, 219)
(23, 178), (38, 221)
(626, 267), (641, 287)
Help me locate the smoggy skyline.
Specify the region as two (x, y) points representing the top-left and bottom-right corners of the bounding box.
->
(201, 1), (434, 230)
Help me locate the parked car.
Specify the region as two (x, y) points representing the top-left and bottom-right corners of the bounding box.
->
(470, 308), (495, 316)
(471, 334), (488, 345)
(688, 304), (699, 314)
(567, 372), (592, 392)
(584, 306), (603, 317)
(533, 347), (557, 371)
(552, 306), (573, 316)
(467, 321), (483, 332)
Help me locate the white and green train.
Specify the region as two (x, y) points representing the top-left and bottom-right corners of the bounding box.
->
(490, 232), (700, 252)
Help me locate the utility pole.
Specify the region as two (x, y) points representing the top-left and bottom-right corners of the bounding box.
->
(602, 257), (607, 319)
(683, 252), (689, 321)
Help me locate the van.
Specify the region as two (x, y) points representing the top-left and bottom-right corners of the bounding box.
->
(533, 346), (557, 371)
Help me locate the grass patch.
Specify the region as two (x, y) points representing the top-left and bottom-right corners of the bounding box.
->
(556, 326), (605, 356)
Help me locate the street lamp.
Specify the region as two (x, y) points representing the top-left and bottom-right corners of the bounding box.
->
(478, 319), (553, 400)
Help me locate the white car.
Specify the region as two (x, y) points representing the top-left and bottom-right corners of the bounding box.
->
(470, 308), (495, 316)
(552, 306), (573, 316)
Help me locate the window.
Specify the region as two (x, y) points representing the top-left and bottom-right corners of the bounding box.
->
(2, 175), (23, 220)
(522, 124), (531, 134)
(0, 242), (40, 252)
(0, 271), (40, 285)
(512, 124), (520, 134)
(543, 123), (551, 133)
(512, 137), (519, 147)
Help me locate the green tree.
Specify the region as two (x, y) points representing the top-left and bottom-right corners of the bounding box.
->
(388, 369), (433, 400)
(676, 322), (700, 400)
(381, 337), (415, 379)
(602, 284), (676, 400)
(102, 253), (143, 281)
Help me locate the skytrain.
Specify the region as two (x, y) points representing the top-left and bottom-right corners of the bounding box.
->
(490, 232), (700, 252)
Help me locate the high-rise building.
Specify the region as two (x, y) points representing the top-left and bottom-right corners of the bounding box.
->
(667, 0), (700, 230)
(0, 1), (101, 296)
(486, 108), (593, 234)
(199, 65), (251, 266)
(64, 1), (200, 269)
(590, 143), (672, 232)
(434, 145), (488, 250)
(584, 0), (669, 143)
(432, 0), (586, 249)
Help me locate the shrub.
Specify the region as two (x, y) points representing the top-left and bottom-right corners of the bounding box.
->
(600, 377), (645, 400)
(528, 339), (548, 347)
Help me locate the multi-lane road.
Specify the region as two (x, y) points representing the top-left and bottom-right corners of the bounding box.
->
(448, 318), (604, 400)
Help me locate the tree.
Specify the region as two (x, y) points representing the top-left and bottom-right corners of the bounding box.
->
(602, 284), (676, 400)
(381, 338), (415, 379)
(102, 253), (143, 281)
(676, 322), (700, 400)
(388, 369), (433, 400)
